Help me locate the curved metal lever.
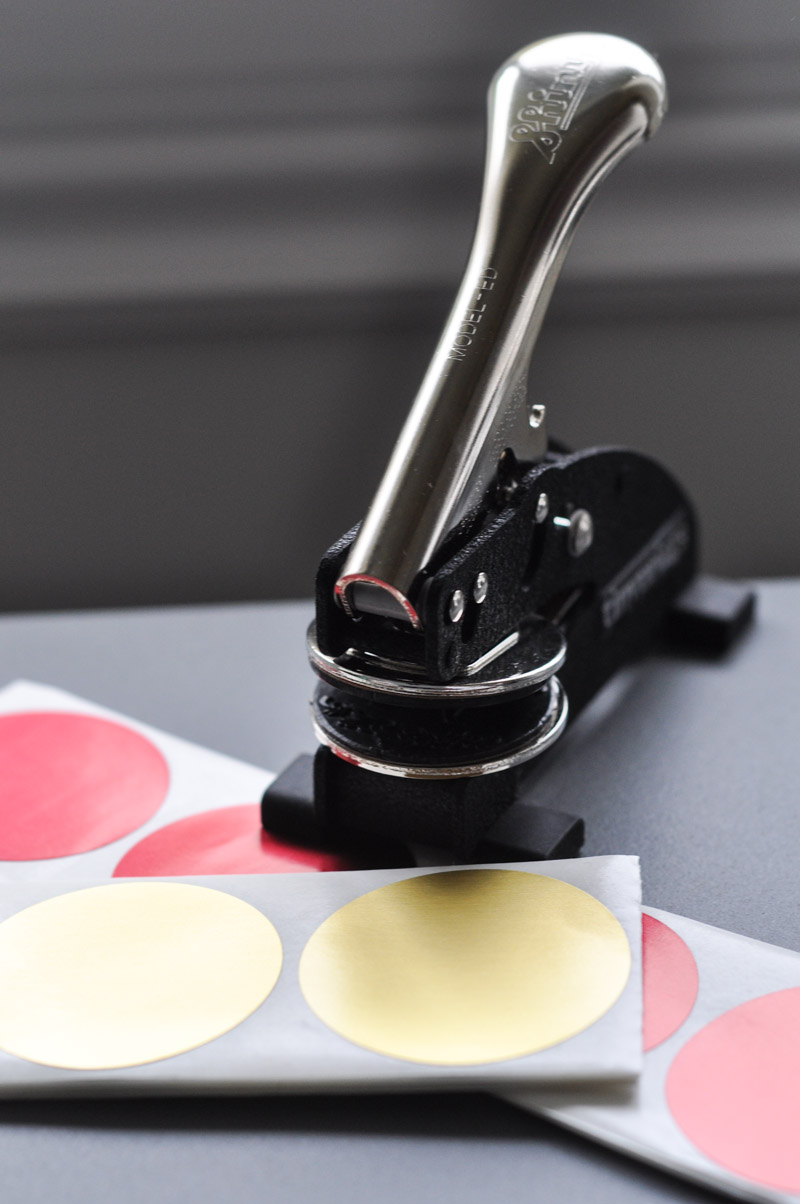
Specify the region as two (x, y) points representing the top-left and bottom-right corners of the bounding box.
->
(336, 32), (666, 627)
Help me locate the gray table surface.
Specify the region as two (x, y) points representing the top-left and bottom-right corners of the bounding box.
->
(0, 582), (796, 1203)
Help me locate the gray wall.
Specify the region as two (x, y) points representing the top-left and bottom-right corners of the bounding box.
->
(3, 0), (800, 611)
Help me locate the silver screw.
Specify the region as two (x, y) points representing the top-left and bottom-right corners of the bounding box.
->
(529, 403), (546, 429)
(535, 492), (549, 523)
(448, 589), (466, 623)
(473, 572), (489, 604)
(568, 509), (594, 557)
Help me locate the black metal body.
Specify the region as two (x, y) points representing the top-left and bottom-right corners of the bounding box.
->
(262, 442), (753, 860)
(317, 445), (697, 696)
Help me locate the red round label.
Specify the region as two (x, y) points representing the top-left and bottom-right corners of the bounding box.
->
(113, 803), (357, 876)
(667, 987), (800, 1192)
(0, 712), (170, 859)
(642, 913), (699, 1051)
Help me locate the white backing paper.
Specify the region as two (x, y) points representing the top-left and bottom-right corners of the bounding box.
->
(0, 681), (641, 1094)
(506, 907), (800, 1204)
(0, 857), (641, 1096)
(0, 680), (273, 883)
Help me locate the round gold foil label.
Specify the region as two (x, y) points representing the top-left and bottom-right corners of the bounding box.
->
(0, 882), (283, 1070)
(299, 869), (631, 1065)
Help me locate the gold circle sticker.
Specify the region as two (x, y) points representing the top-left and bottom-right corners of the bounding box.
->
(0, 882), (283, 1070)
(299, 869), (630, 1065)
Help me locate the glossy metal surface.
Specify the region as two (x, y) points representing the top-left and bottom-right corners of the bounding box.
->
(336, 33), (666, 626)
(311, 674), (568, 778)
(307, 618), (566, 701)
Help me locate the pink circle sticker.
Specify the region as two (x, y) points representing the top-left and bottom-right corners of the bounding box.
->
(113, 803), (357, 876)
(667, 987), (800, 1192)
(642, 913), (699, 1051)
(0, 711), (170, 859)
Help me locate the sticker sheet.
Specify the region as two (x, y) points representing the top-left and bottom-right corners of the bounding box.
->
(0, 858), (641, 1096)
(0, 680), (357, 882)
(506, 907), (800, 1204)
(0, 680), (641, 1094)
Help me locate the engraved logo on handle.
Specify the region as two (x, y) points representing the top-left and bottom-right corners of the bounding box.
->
(510, 60), (594, 164)
(447, 268), (497, 362)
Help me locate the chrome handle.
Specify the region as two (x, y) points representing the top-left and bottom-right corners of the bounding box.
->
(336, 32), (666, 626)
